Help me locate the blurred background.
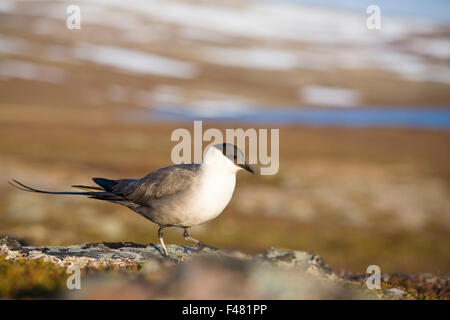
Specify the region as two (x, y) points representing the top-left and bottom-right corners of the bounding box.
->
(0, 0), (449, 275)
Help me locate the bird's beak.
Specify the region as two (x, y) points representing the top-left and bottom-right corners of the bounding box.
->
(238, 162), (255, 174)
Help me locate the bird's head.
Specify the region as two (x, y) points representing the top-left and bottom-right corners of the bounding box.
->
(204, 143), (254, 174)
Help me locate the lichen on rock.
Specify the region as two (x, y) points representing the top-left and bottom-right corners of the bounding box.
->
(1, 236), (444, 299)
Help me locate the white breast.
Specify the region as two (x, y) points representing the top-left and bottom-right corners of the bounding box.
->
(184, 167), (236, 225)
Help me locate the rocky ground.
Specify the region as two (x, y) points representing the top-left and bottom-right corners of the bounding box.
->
(1, 236), (447, 299)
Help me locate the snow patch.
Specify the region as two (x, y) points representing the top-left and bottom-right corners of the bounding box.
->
(72, 43), (199, 79)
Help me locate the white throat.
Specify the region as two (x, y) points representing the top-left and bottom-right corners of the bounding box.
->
(202, 146), (240, 175)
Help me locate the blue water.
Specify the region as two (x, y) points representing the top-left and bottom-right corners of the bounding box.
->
(258, 0), (450, 25)
(126, 106), (450, 130)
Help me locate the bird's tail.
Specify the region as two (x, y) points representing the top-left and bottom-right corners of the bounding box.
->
(71, 184), (104, 192)
(8, 179), (123, 201)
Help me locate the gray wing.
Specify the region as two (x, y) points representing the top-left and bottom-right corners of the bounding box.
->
(111, 164), (201, 206)
(10, 164), (201, 210)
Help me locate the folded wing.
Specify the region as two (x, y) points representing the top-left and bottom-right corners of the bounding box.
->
(10, 164), (201, 210)
(114, 164), (201, 206)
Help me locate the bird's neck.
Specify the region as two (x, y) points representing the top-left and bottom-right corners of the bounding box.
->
(201, 161), (238, 176)
(202, 148), (239, 175)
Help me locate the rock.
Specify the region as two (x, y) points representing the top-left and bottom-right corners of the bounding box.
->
(0, 235), (28, 247)
(1, 241), (332, 274)
(0, 236), (403, 299)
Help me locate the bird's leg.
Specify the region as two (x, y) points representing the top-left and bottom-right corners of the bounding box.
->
(183, 227), (200, 244)
(158, 226), (169, 256)
(183, 227), (218, 251)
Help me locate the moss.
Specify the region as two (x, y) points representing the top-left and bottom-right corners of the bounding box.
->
(0, 253), (68, 299)
(382, 274), (449, 300)
(339, 272), (449, 300)
(0, 251), (145, 299)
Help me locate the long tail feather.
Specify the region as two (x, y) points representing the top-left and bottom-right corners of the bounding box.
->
(9, 179), (126, 202)
(9, 179), (93, 195)
(72, 184), (105, 191)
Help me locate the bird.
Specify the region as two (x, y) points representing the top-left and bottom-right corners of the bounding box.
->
(9, 143), (254, 256)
